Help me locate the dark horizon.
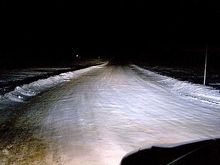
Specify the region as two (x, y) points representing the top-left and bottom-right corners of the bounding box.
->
(1, 1), (220, 68)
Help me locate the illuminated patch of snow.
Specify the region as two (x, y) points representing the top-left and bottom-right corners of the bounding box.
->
(0, 63), (107, 107)
(132, 65), (220, 105)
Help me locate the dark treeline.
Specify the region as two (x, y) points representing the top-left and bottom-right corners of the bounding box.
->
(0, 47), (73, 68)
(1, 45), (220, 70)
(1, 1), (220, 69)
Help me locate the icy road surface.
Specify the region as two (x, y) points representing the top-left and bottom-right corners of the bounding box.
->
(0, 64), (220, 165)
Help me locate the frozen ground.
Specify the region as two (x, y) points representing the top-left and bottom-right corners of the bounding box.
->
(0, 64), (220, 165)
(0, 58), (105, 95)
(139, 65), (220, 90)
(0, 68), (72, 95)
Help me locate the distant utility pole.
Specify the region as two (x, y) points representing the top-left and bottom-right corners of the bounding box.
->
(203, 45), (208, 85)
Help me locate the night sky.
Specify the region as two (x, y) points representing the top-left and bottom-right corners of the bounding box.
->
(1, 1), (220, 68)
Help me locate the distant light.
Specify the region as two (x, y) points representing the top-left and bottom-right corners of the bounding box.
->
(76, 54), (79, 58)
(18, 95), (23, 99)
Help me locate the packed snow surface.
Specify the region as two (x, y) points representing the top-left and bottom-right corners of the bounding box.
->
(0, 64), (220, 165)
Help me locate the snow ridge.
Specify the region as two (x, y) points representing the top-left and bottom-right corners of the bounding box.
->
(132, 65), (220, 105)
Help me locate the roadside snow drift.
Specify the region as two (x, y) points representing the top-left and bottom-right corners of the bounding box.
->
(0, 64), (106, 109)
(132, 65), (220, 105)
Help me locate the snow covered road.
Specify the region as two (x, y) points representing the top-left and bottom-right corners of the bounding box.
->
(0, 64), (220, 165)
